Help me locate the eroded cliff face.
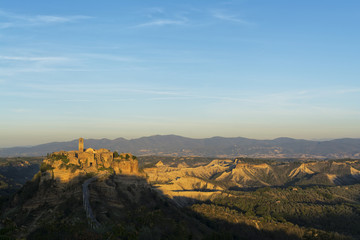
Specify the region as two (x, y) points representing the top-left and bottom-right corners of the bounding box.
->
(144, 159), (360, 205)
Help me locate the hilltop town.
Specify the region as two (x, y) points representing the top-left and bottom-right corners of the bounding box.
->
(1, 141), (360, 239)
(40, 138), (139, 182)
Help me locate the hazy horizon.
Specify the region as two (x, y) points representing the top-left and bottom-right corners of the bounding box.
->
(1, 1), (360, 147)
(1, 134), (359, 149)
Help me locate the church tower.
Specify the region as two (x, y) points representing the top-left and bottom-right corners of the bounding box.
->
(79, 138), (84, 152)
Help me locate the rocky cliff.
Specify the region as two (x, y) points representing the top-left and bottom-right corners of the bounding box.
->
(144, 159), (360, 205)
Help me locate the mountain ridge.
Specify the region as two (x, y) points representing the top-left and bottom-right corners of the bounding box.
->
(1, 135), (360, 158)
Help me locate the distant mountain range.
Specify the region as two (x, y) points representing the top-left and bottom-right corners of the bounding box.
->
(1, 135), (360, 159)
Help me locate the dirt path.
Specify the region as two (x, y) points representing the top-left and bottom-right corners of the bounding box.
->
(82, 177), (101, 229)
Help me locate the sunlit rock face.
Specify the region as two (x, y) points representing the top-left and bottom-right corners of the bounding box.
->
(143, 158), (360, 205)
(41, 138), (139, 183)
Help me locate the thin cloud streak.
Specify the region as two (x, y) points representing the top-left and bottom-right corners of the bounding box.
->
(134, 19), (185, 28)
(23, 83), (185, 96)
(334, 88), (360, 94)
(0, 67), (103, 75)
(143, 88), (360, 107)
(134, 19), (186, 28)
(0, 55), (69, 62)
(133, 6), (189, 28)
(32, 15), (90, 23)
(81, 53), (142, 63)
(0, 54), (79, 75)
(0, 65), (152, 75)
(11, 108), (32, 113)
(0, 22), (13, 29)
(211, 10), (253, 25)
(62, 98), (137, 102)
(144, 7), (164, 17)
(14, 82), (360, 102)
(0, 9), (91, 28)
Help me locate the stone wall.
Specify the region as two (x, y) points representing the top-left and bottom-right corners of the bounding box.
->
(48, 144), (139, 180)
(112, 159), (138, 175)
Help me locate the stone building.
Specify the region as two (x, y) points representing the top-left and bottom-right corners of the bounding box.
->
(49, 138), (138, 175)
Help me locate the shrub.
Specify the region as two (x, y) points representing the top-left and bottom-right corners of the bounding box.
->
(40, 162), (54, 172)
(85, 172), (96, 178)
(61, 158), (70, 164)
(98, 165), (115, 174)
(50, 153), (69, 164)
(68, 164), (81, 173)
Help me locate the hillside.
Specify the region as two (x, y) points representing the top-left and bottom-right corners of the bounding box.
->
(1, 139), (360, 239)
(1, 156), (360, 239)
(144, 159), (360, 201)
(0, 157), (43, 196)
(1, 135), (360, 159)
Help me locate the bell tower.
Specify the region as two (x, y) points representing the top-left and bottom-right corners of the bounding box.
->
(79, 138), (84, 152)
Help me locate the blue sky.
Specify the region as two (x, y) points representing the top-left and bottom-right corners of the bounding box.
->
(1, 0), (360, 147)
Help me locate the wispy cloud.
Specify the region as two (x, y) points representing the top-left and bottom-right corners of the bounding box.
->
(81, 53), (142, 63)
(147, 7), (164, 13)
(0, 53), (78, 76)
(1, 53), (140, 66)
(333, 88), (360, 94)
(211, 10), (253, 25)
(62, 98), (137, 103)
(134, 19), (186, 28)
(142, 87), (360, 111)
(30, 15), (90, 23)
(0, 55), (69, 62)
(0, 9), (91, 28)
(11, 108), (32, 113)
(0, 51), (147, 75)
(22, 83), (185, 96)
(144, 7), (164, 17)
(0, 22), (12, 29)
(133, 7), (188, 28)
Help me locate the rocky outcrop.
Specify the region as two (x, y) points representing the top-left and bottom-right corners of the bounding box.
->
(288, 163), (315, 178)
(144, 159), (360, 202)
(40, 153), (139, 185)
(2, 142), (143, 238)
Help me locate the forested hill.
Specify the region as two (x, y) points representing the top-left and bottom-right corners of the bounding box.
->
(1, 135), (360, 158)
